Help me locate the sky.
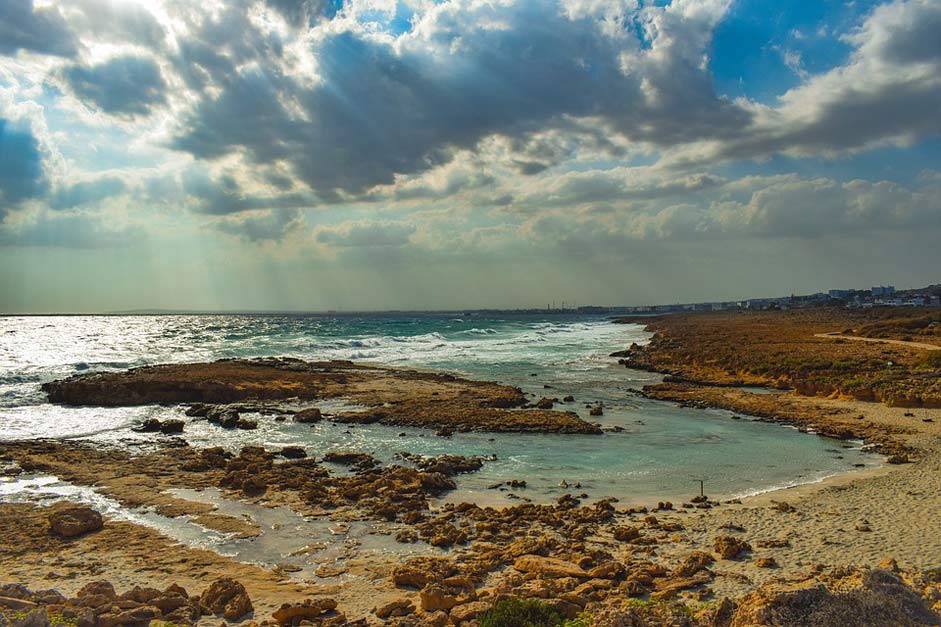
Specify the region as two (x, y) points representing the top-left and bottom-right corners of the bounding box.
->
(0, 0), (939, 313)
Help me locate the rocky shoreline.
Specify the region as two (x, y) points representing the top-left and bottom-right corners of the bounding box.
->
(5, 339), (941, 626)
(41, 358), (601, 434)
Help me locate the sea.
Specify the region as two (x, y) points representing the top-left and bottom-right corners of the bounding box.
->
(0, 313), (877, 507)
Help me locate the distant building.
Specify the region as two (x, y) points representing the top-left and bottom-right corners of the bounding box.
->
(828, 289), (851, 299)
(872, 286), (896, 297)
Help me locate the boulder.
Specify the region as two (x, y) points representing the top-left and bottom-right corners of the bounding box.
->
(133, 419), (162, 433)
(391, 566), (433, 589)
(48, 506), (103, 539)
(714, 535), (752, 560)
(279, 446), (308, 459)
(293, 408), (323, 423)
(199, 578), (253, 621)
(272, 598), (338, 625)
(419, 585), (458, 612)
(612, 525), (641, 542)
(449, 601), (491, 625)
(375, 598), (415, 619)
(159, 419), (184, 434)
(673, 551), (715, 577)
(513, 555), (587, 579)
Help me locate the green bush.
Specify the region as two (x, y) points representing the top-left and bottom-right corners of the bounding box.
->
(478, 598), (564, 627)
(563, 613), (592, 627)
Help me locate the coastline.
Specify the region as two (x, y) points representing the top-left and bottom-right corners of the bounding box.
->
(4, 313), (941, 625)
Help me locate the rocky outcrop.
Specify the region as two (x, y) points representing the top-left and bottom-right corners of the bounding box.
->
(42, 358), (602, 434)
(728, 568), (941, 627)
(0, 581), (199, 626)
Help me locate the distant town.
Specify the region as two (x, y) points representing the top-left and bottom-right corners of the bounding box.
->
(547, 283), (941, 315)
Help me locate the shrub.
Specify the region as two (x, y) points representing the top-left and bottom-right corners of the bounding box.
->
(478, 598), (564, 627)
(563, 613), (592, 627)
(917, 352), (941, 370)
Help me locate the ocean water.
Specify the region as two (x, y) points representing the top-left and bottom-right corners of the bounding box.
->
(0, 313), (877, 506)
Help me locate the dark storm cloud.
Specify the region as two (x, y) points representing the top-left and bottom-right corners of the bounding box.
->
(50, 176), (126, 210)
(60, 56), (167, 117)
(170, 1), (746, 196)
(178, 170), (317, 216)
(263, 0), (333, 26)
(0, 0), (78, 58)
(0, 119), (47, 215)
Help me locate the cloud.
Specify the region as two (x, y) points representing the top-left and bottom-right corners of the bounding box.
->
(214, 208), (304, 241)
(0, 0), (78, 58)
(50, 176), (126, 210)
(316, 220), (416, 248)
(674, 0), (941, 166)
(65, 0), (167, 51)
(0, 211), (141, 248)
(60, 56), (167, 117)
(170, 0), (741, 196)
(0, 117), (48, 214)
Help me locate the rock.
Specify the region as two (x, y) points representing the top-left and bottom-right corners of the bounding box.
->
(728, 569), (941, 627)
(755, 557), (777, 569)
(199, 578), (253, 621)
(856, 522), (872, 532)
(391, 566), (433, 589)
(587, 562), (624, 580)
(651, 570), (713, 600)
(133, 418), (162, 433)
(674, 551), (715, 577)
(563, 396), (575, 402)
(236, 418), (258, 430)
(279, 446), (307, 459)
(159, 419), (184, 434)
(48, 506), (103, 538)
(589, 405), (604, 416)
(449, 601), (491, 624)
(419, 585), (458, 612)
(612, 525), (641, 542)
(0, 597), (37, 611)
(714, 535), (752, 560)
(293, 408), (322, 423)
(878, 557), (900, 572)
(375, 599), (415, 619)
(272, 599), (338, 625)
(534, 397), (555, 409)
(76, 582), (116, 599)
(513, 555), (587, 579)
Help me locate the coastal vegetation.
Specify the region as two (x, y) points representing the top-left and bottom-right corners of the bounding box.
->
(616, 308), (941, 407)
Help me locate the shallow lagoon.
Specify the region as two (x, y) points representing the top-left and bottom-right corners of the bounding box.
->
(0, 313), (878, 505)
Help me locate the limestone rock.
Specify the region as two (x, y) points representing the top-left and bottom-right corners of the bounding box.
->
(513, 555), (587, 579)
(48, 506), (103, 539)
(714, 535), (752, 560)
(199, 578), (253, 621)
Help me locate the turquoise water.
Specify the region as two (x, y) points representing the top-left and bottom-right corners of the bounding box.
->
(0, 314), (878, 505)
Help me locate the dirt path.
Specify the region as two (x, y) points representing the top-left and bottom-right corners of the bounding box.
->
(814, 332), (941, 351)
